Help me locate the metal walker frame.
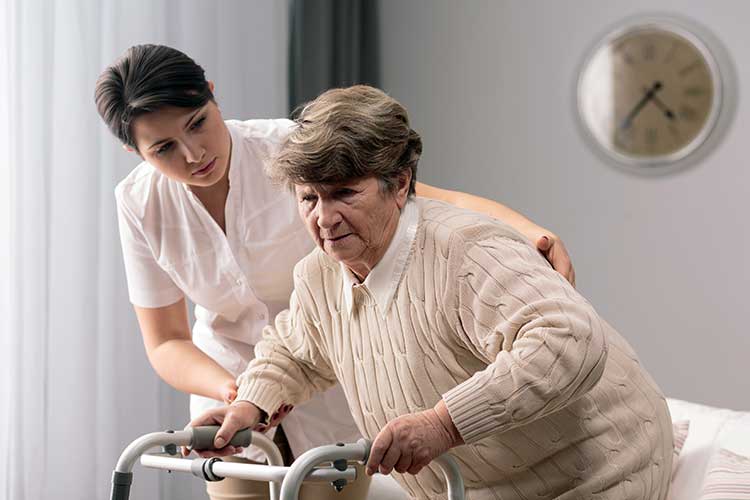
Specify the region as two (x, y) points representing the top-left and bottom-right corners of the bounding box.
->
(110, 426), (465, 500)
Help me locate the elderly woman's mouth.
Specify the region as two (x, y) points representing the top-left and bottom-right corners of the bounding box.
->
(325, 234), (352, 243)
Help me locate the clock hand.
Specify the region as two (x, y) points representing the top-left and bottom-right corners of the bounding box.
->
(620, 81), (663, 130)
(644, 88), (676, 121)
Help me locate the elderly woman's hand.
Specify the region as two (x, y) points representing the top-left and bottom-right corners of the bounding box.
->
(182, 400), (263, 458)
(366, 400), (464, 476)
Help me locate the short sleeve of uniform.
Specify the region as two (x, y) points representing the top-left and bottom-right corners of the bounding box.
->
(115, 185), (183, 308)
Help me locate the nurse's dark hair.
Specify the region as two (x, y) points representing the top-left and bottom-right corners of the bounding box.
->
(94, 44), (213, 149)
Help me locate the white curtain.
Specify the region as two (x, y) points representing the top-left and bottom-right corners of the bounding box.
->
(0, 1), (288, 499)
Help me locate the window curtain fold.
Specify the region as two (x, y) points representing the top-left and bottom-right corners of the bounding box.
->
(288, 0), (380, 113)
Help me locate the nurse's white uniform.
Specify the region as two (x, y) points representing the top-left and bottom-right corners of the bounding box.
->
(115, 118), (361, 460)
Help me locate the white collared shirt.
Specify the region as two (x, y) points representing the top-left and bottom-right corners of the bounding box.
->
(341, 199), (419, 316)
(115, 119), (361, 459)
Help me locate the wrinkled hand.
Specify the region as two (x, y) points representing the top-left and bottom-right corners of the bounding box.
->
(366, 404), (463, 476)
(255, 403), (295, 433)
(182, 401), (262, 458)
(536, 234), (576, 287)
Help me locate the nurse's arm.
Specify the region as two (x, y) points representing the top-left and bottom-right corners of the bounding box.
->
(414, 182), (575, 286)
(135, 298), (237, 403)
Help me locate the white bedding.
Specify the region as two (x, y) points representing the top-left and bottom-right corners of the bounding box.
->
(667, 398), (750, 500)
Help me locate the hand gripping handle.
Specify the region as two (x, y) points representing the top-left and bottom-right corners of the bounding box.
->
(191, 426), (253, 451)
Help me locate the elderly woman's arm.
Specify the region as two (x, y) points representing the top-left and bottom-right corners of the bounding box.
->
(367, 233), (604, 475)
(235, 290), (337, 416)
(441, 235), (607, 444)
(415, 182), (576, 286)
(187, 289), (337, 454)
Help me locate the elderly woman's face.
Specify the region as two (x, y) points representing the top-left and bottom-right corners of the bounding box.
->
(296, 175), (409, 279)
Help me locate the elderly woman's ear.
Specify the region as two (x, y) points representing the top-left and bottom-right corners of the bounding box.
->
(394, 170), (412, 209)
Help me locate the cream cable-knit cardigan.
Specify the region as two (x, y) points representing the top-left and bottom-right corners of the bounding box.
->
(237, 198), (673, 500)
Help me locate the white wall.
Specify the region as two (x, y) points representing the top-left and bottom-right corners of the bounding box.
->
(380, 0), (749, 410)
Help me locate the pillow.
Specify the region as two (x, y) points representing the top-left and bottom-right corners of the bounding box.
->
(673, 420), (690, 477)
(700, 449), (750, 500)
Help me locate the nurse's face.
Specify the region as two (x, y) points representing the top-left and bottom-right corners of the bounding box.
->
(129, 99), (231, 188)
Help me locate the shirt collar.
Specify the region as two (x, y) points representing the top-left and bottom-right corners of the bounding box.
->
(341, 199), (418, 315)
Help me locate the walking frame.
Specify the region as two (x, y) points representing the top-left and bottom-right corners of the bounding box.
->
(110, 426), (465, 500)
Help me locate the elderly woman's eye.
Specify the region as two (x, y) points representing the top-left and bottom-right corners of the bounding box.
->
(301, 194), (317, 203)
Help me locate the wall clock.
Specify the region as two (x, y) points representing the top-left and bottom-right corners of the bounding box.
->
(577, 17), (726, 168)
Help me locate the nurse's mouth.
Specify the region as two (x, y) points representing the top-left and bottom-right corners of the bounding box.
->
(192, 158), (216, 177)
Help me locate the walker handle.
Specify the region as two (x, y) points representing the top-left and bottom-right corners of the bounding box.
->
(191, 426), (253, 451)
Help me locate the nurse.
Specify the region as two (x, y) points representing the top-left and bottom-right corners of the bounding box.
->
(94, 44), (575, 500)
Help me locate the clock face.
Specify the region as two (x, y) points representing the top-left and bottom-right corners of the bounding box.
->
(578, 23), (721, 165)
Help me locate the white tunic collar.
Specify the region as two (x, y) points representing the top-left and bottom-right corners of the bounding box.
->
(341, 199), (418, 315)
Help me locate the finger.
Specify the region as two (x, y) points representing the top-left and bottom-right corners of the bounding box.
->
(406, 450), (432, 475)
(196, 446), (240, 459)
(536, 235), (552, 252)
(223, 388), (238, 404)
(367, 428), (393, 475)
(214, 412), (242, 448)
(379, 443), (402, 475)
(406, 462), (425, 475)
(570, 266), (577, 288)
(181, 446), (191, 457)
(393, 450), (413, 474)
(188, 407), (225, 429)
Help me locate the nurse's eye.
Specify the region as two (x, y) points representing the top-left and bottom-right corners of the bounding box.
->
(190, 116), (206, 131)
(156, 142), (173, 156)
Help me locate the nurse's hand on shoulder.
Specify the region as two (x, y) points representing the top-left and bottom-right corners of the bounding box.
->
(535, 233), (576, 288)
(183, 400), (263, 458)
(367, 400), (464, 477)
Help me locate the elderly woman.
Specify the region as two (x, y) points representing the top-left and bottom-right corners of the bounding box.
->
(192, 85), (673, 500)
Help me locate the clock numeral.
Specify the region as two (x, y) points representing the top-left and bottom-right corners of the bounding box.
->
(679, 105), (699, 122)
(642, 43), (656, 61)
(662, 41), (678, 64)
(678, 60), (702, 77)
(684, 86), (707, 97)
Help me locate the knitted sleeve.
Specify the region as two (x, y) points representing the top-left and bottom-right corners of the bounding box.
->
(235, 288), (337, 418)
(442, 235), (609, 444)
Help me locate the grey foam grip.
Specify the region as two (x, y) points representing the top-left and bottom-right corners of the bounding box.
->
(191, 426), (253, 450)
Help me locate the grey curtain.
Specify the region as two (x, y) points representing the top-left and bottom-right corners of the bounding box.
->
(288, 0), (380, 114)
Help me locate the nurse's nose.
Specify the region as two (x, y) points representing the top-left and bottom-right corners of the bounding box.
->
(183, 141), (206, 165)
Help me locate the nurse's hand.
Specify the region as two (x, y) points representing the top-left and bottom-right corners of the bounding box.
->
(219, 379), (238, 404)
(366, 400), (464, 476)
(183, 400), (263, 458)
(535, 233), (576, 288)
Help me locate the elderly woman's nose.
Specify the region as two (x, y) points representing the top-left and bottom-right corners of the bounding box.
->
(315, 200), (342, 228)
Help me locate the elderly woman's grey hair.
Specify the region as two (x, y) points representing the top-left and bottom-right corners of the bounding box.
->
(268, 85), (422, 196)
